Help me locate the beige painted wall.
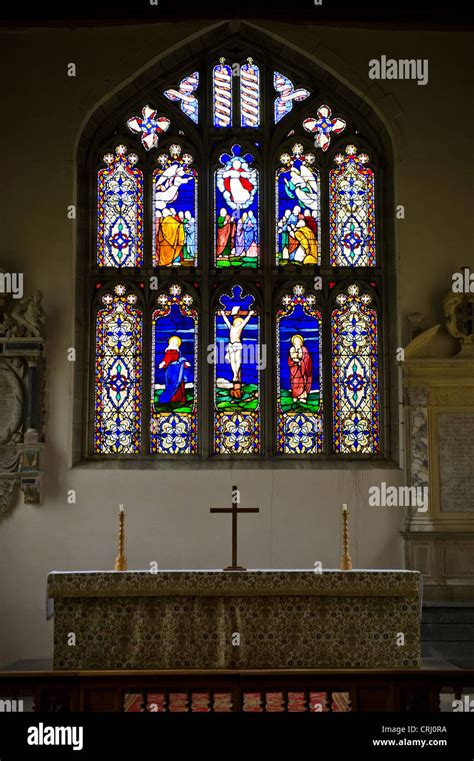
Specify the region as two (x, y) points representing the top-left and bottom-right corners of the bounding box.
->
(0, 20), (471, 665)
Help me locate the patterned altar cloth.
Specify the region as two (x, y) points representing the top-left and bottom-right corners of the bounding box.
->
(47, 570), (421, 670)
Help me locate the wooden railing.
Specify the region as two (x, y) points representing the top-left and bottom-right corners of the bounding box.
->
(1, 669), (473, 712)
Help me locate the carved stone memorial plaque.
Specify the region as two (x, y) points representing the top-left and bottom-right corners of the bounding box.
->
(438, 412), (474, 512)
(0, 361), (23, 445)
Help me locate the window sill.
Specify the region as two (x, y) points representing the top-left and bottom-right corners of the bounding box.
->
(70, 456), (401, 471)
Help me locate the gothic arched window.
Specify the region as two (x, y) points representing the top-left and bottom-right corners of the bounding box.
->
(82, 41), (392, 464)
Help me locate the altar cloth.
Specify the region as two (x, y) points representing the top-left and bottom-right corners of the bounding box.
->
(47, 570), (421, 670)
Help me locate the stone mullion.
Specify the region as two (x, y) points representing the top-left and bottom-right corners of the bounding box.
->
(141, 152), (152, 456)
(201, 55), (212, 458)
(263, 57), (275, 458)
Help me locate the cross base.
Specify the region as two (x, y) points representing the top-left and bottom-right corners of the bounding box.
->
(230, 381), (242, 400)
(224, 565), (247, 572)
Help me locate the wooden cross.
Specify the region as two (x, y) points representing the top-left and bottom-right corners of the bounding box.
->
(219, 307), (254, 399)
(210, 485), (260, 571)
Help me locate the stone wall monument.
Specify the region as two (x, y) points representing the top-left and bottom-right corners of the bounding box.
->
(0, 275), (45, 515)
(401, 278), (474, 601)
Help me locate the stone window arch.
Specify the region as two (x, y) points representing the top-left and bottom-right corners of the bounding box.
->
(73, 22), (397, 467)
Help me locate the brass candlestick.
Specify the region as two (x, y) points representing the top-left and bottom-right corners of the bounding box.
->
(340, 508), (353, 571)
(114, 509), (128, 571)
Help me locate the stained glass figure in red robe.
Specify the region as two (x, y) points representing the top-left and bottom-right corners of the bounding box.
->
(288, 334), (312, 403)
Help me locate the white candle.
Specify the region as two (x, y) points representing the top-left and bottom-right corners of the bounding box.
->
(119, 504), (124, 513)
(342, 504), (348, 512)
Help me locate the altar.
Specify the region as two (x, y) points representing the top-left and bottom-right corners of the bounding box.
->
(47, 570), (421, 670)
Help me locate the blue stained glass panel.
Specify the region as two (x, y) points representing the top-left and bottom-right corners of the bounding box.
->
(213, 59), (232, 127)
(332, 284), (379, 454)
(275, 144), (320, 266)
(153, 145), (198, 267)
(215, 144), (259, 268)
(213, 285), (261, 454)
(164, 71), (199, 124)
(240, 58), (260, 127)
(151, 286), (198, 454)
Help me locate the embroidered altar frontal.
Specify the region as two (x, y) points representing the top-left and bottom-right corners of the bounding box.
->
(47, 571), (422, 670)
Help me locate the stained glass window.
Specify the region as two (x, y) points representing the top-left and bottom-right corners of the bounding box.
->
(274, 71), (310, 123)
(97, 145), (143, 267)
(275, 143), (320, 266)
(153, 145), (198, 267)
(240, 58), (260, 127)
(332, 284), (379, 454)
(213, 285), (261, 454)
(303, 104), (346, 152)
(215, 145), (259, 268)
(329, 144), (376, 267)
(164, 72), (199, 124)
(89, 54), (387, 461)
(151, 285), (198, 454)
(213, 58), (232, 127)
(277, 286), (323, 454)
(94, 285), (142, 454)
(126, 106), (170, 151)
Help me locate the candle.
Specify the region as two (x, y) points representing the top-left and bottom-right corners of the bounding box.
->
(119, 504), (124, 513)
(342, 504), (348, 512)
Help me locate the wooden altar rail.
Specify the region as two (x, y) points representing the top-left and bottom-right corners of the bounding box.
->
(1, 670), (474, 712)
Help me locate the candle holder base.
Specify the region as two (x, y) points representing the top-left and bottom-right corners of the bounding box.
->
(114, 555), (128, 571)
(339, 555), (353, 571)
